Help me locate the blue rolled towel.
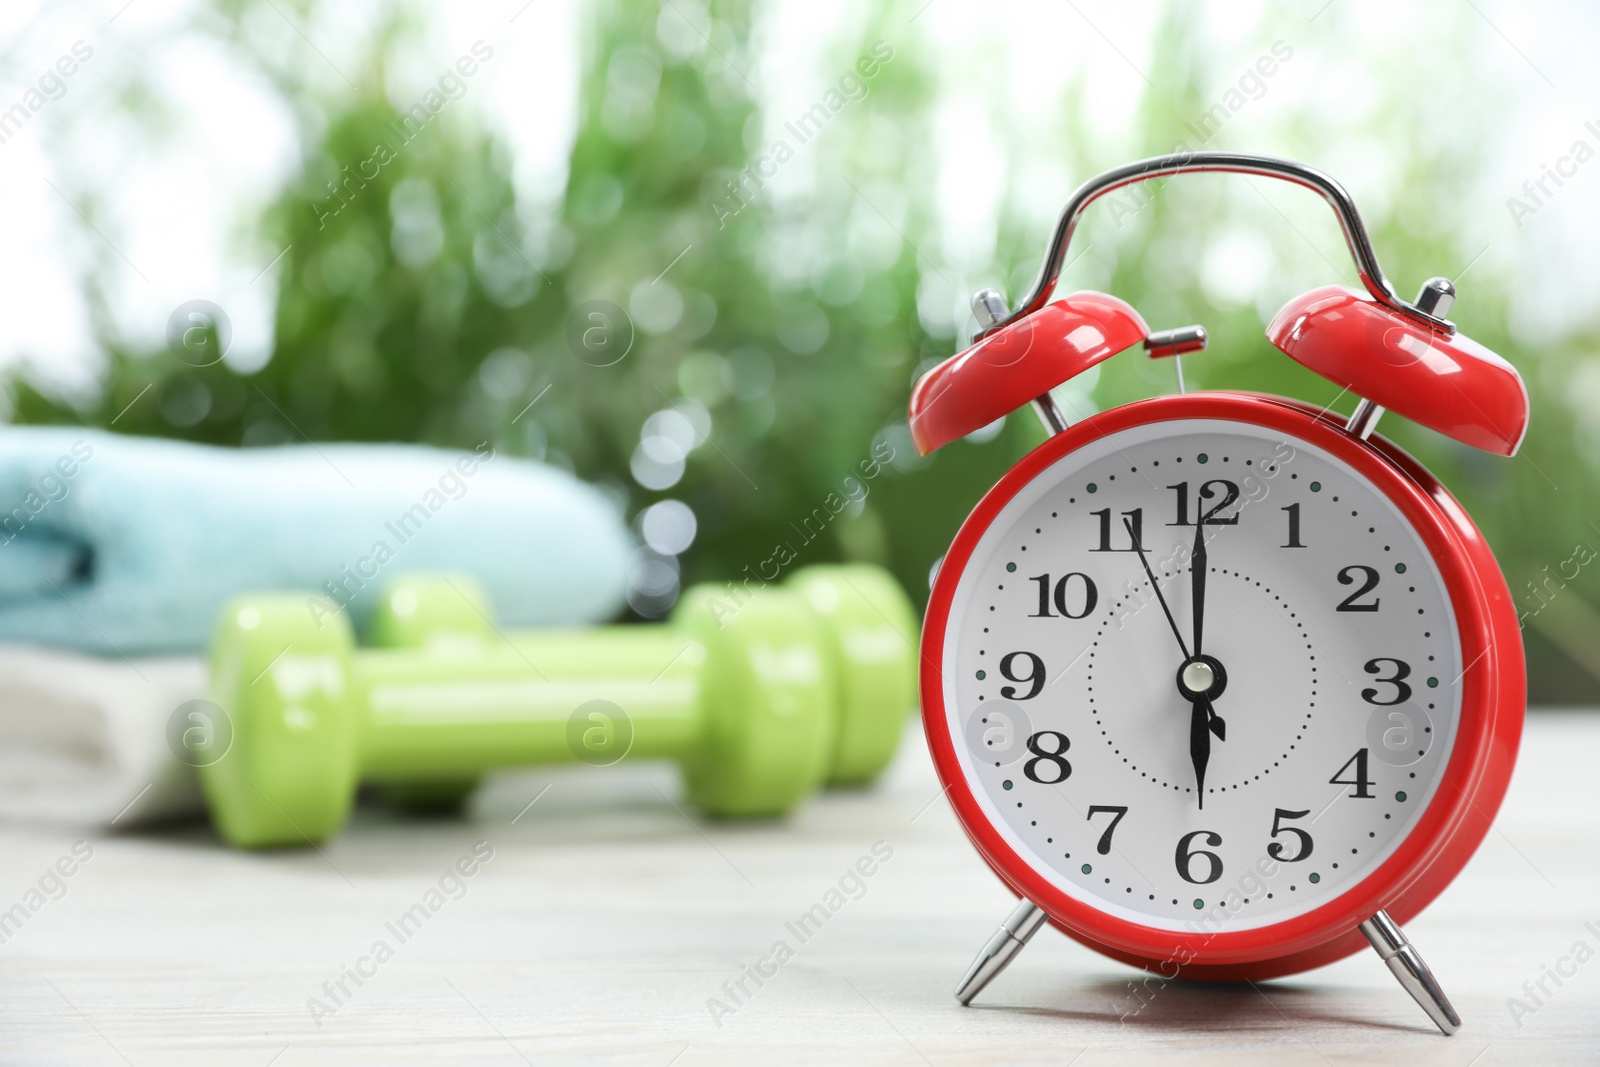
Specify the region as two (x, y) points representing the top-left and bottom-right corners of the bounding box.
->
(0, 428), (632, 655)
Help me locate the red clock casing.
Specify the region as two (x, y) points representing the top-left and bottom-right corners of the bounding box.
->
(920, 391), (1524, 981)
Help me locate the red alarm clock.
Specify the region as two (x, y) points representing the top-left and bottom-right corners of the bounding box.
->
(912, 153), (1527, 1035)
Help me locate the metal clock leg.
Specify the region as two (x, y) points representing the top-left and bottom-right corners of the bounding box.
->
(1359, 910), (1461, 1035)
(954, 900), (1048, 1005)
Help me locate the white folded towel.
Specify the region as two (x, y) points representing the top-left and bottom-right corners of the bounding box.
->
(0, 645), (206, 827)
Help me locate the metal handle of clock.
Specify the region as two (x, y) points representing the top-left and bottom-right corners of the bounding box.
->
(980, 151), (1456, 342)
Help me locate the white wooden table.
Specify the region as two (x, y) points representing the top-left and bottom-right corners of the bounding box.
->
(0, 712), (1595, 1065)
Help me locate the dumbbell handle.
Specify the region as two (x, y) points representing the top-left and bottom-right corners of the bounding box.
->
(355, 626), (704, 777)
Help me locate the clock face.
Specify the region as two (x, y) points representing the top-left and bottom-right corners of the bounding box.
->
(940, 417), (1462, 933)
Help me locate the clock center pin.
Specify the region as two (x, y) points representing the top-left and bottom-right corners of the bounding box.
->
(1175, 654), (1227, 701)
(1180, 660), (1214, 695)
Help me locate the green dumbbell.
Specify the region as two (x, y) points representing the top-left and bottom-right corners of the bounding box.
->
(201, 564), (918, 848)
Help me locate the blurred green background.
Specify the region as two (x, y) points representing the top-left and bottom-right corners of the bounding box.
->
(7, 0), (1599, 701)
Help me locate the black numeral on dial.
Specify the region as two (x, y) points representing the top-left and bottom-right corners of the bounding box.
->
(1361, 658), (1412, 705)
(1028, 573), (1098, 619)
(1336, 565), (1381, 611)
(1086, 805), (1127, 855)
(1281, 503), (1305, 548)
(1167, 480), (1240, 526)
(998, 651), (1045, 700)
(1175, 830), (1224, 884)
(1023, 731), (1072, 784)
(1267, 807), (1314, 862)
(1330, 748), (1376, 798)
(1091, 507), (1144, 551)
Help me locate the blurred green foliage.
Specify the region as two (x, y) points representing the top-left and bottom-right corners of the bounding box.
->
(8, 0), (1599, 700)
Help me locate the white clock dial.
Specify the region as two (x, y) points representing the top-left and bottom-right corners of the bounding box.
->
(943, 418), (1462, 932)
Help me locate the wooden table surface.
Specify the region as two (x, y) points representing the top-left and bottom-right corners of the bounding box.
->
(0, 712), (1594, 1066)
